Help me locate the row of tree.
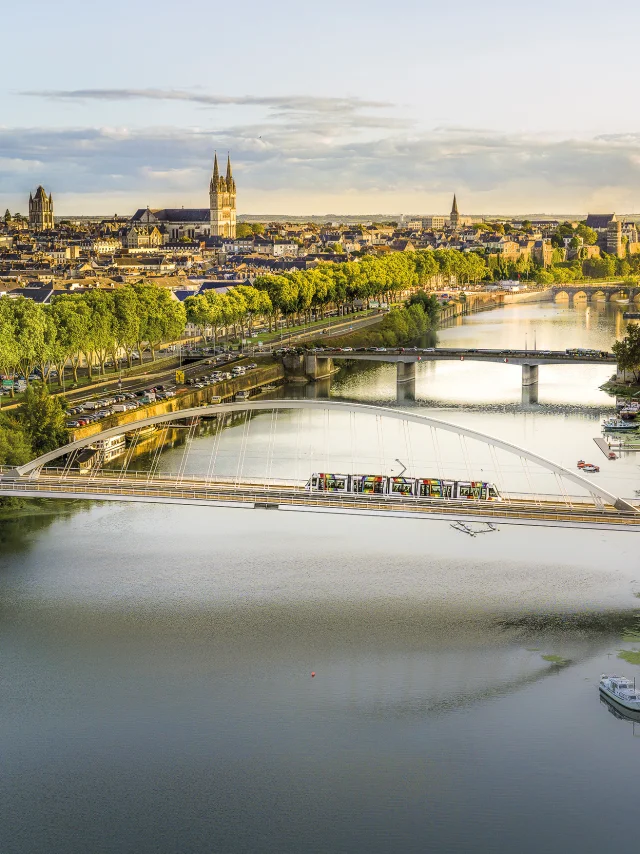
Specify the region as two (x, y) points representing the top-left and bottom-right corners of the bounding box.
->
(0, 283), (186, 390)
(184, 251), (487, 340)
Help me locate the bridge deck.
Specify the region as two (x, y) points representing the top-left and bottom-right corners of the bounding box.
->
(315, 347), (616, 366)
(1, 474), (638, 531)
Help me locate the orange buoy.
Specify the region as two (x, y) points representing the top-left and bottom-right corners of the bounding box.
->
(311, 672), (316, 678)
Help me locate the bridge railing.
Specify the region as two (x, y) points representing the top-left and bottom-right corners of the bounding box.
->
(1, 478), (638, 524)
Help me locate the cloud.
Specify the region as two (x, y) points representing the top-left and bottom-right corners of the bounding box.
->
(21, 88), (392, 117)
(3, 123), (640, 213)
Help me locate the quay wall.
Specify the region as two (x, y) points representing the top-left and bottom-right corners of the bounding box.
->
(69, 362), (285, 443)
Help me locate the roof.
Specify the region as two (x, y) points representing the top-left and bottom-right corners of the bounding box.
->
(173, 289), (197, 302)
(4, 286), (54, 304)
(131, 208), (210, 224)
(585, 214), (616, 229)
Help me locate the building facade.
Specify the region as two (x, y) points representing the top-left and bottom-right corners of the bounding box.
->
(29, 186), (54, 231)
(129, 153), (237, 240)
(210, 154), (236, 238)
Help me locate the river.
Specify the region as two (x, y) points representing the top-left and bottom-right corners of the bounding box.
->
(1, 300), (639, 854)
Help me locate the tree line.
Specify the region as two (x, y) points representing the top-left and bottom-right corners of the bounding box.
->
(0, 283), (186, 391)
(0, 250), (489, 393)
(184, 250), (488, 339)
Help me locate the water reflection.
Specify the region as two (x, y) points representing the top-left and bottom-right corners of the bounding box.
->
(2, 299), (640, 854)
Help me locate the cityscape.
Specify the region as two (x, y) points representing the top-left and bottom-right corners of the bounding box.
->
(2, 2), (640, 853)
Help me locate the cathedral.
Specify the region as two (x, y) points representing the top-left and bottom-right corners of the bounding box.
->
(130, 153), (237, 241)
(29, 186), (54, 231)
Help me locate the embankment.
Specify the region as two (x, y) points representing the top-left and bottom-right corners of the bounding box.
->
(69, 361), (284, 442)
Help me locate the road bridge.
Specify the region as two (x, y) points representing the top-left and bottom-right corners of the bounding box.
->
(1, 400), (636, 529)
(303, 348), (617, 402)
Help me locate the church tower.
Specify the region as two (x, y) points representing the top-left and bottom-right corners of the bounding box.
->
(29, 186), (54, 231)
(209, 153), (237, 238)
(449, 194), (459, 230)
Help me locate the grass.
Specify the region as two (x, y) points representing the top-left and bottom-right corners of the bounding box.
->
(541, 654), (571, 666)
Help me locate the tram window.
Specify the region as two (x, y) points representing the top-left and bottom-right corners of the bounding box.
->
(391, 480), (413, 496)
(361, 476), (384, 494)
(458, 483), (482, 499)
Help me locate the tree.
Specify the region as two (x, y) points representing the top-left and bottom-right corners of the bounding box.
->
(112, 287), (141, 367)
(0, 299), (19, 396)
(576, 223), (598, 245)
(0, 415), (32, 466)
(236, 223), (254, 239)
(407, 291), (440, 324)
(84, 290), (115, 376)
(4, 209), (10, 223)
(49, 295), (91, 383)
(134, 284), (186, 359)
(12, 298), (49, 383)
(612, 323), (640, 381)
(17, 382), (67, 456)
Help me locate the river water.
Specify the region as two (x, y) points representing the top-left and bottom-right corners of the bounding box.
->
(1, 300), (640, 854)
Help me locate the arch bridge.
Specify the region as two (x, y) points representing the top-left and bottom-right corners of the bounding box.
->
(0, 400), (637, 530)
(550, 285), (640, 305)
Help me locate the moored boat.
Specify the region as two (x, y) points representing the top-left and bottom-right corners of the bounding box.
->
(602, 418), (639, 432)
(599, 675), (640, 712)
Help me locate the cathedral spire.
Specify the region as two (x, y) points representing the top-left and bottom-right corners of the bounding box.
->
(450, 193), (460, 229)
(212, 152), (219, 184)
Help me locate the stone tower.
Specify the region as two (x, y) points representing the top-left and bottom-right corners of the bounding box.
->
(209, 153), (237, 238)
(29, 186), (54, 231)
(450, 194), (459, 230)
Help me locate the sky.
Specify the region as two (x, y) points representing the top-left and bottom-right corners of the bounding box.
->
(3, 0), (640, 217)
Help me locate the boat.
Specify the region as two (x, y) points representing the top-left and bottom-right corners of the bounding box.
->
(582, 464), (599, 473)
(602, 418), (640, 432)
(600, 693), (640, 724)
(622, 311), (640, 319)
(235, 390), (250, 401)
(599, 675), (640, 712)
(608, 452), (617, 460)
(261, 384), (277, 391)
(619, 409), (638, 421)
(577, 460), (586, 468)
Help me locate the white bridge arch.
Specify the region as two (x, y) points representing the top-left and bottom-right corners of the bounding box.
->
(12, 399), (635, 512)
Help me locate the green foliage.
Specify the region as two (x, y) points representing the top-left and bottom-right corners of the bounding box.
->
(313, 302), (436, 350)
(612, 323), (640, 381)
(3, 209), (10, 223)
(407, 290), (441, 324)
(576, 223), (598, 245)
(17, 382), (67, 456)
(0, 414), (32, 466)
(236, 223), (265, 238)
(583, 256), (616, 279)
(235, 223), (253, 238)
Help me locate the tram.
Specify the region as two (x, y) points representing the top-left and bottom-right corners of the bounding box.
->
(305, 473), (501, 501)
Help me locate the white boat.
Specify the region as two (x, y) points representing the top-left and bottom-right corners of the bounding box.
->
(599, 675), (640, 712)
(602, 418), (639, 432)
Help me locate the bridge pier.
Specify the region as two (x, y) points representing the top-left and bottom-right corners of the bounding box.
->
(396, 361), (416, 401)
(396, 361), (416, 383)
(522, 364), (539, 403)
(305, 354), (334, 381)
